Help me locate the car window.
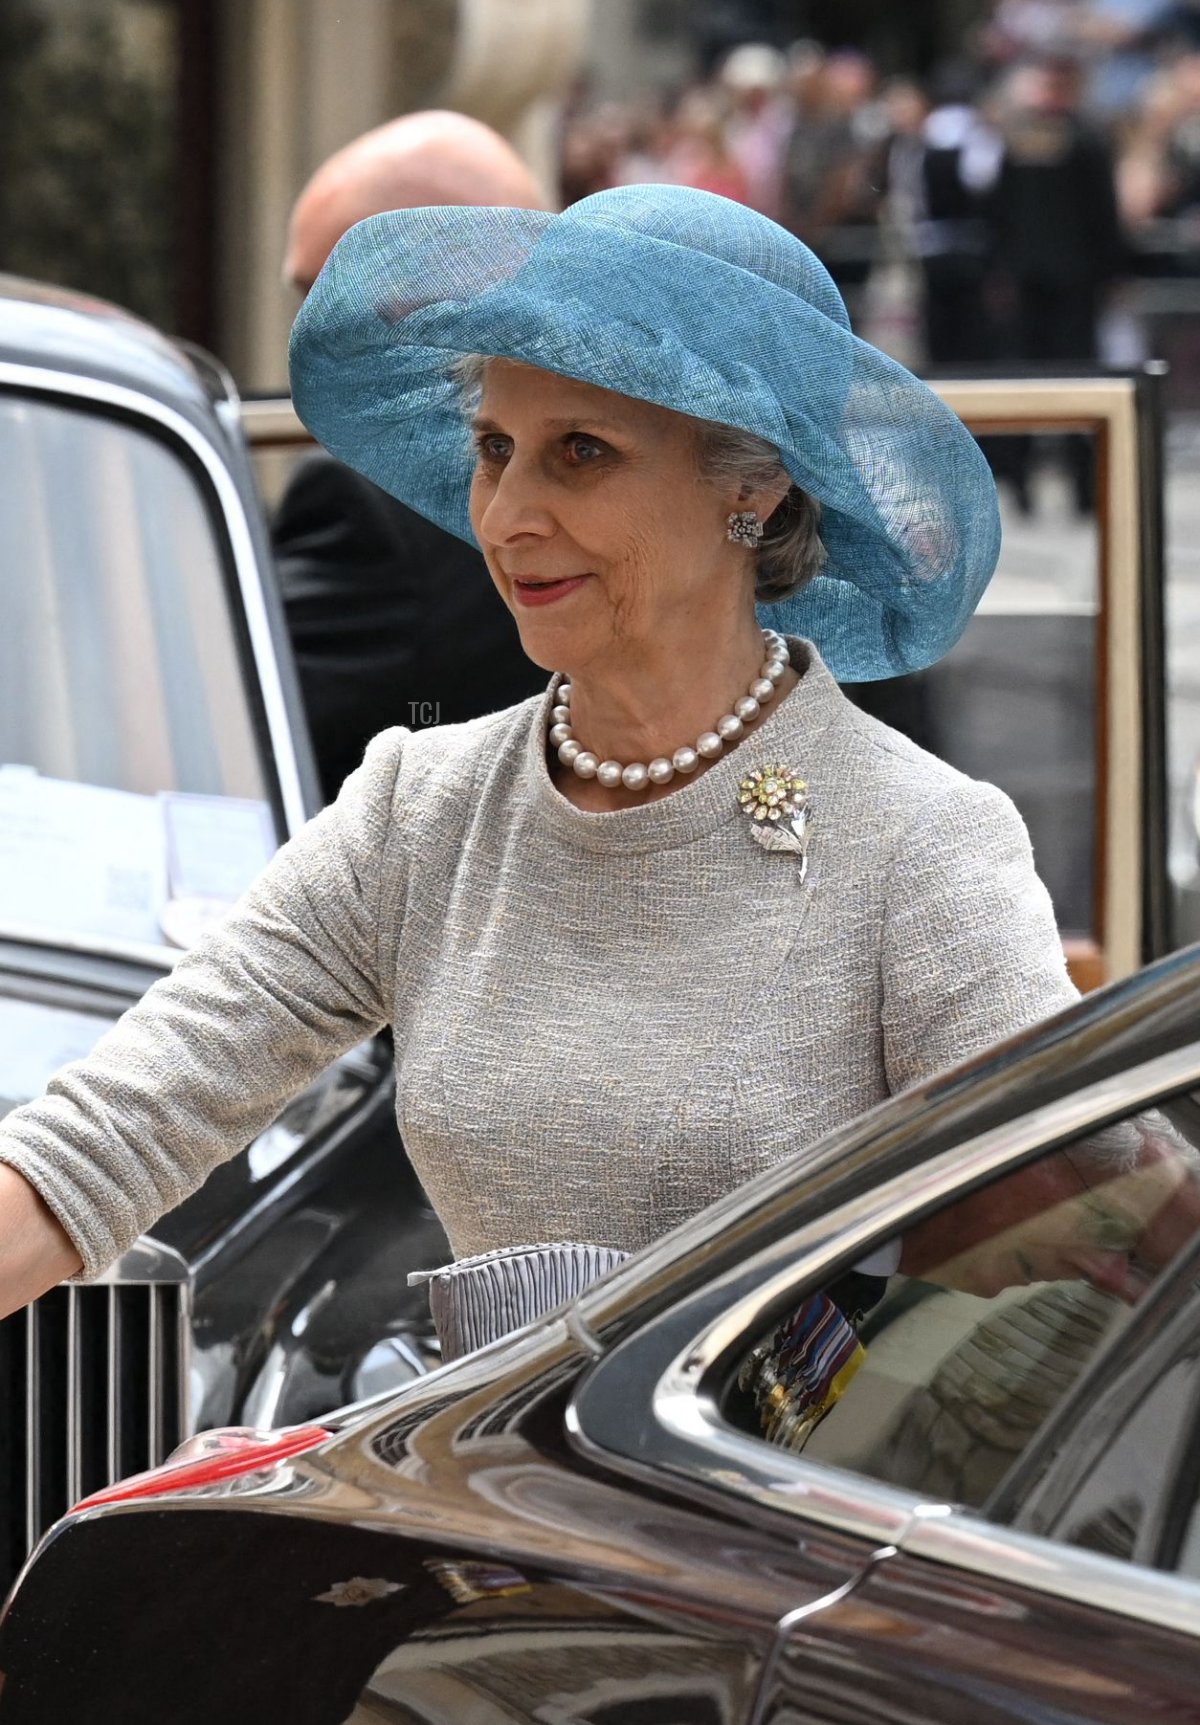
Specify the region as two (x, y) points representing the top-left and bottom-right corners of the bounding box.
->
(0, 392), (279, 948)
(1000, 1220), (1200, 1572)
(724, 1096), (1200, 1517)
(1033, 1324), (1200, 1567)
(0, 996), (116, 1122)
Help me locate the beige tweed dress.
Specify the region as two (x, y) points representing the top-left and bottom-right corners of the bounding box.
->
(0, 641), (1077, 1280)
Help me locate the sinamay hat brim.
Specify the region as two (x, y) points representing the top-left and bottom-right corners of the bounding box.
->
(289, 184), (1000, 681)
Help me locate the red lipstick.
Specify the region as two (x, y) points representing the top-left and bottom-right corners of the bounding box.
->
(511, 574), (592, 607)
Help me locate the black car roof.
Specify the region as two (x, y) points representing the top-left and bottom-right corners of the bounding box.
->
(0, 274), (232, 432)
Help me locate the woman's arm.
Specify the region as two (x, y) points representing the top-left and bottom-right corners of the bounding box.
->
(881, 777), (1077, 1094)
(0, 1164), (83, 1318)
(0, 727), (409, 1298)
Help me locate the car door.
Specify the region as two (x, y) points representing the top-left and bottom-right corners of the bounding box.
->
(570, 1002), (1200, 1723)
(763, 1248), (1200, 1724)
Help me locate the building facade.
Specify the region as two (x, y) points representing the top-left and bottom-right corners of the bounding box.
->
(0, 0), (589, 389)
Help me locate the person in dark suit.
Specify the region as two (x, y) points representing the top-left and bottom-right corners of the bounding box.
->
(988, 60), (1123, 370)
(914, 80), (1003, 368)
(985, 59), (1125, 512)
(277, 111), (547, 803)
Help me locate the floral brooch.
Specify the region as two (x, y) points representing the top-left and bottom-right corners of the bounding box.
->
(738, 765), (812, 882)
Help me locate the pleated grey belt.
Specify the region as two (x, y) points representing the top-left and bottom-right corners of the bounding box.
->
(409, 1242), (628, 1362)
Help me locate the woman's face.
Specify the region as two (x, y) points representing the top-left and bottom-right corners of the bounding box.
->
(467, 360), (758, 675)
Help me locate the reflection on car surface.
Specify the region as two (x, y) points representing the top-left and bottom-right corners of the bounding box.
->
(753, 1102), (1198, 1519)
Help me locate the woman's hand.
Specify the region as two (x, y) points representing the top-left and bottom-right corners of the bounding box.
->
(0, 1163), (83, 1319)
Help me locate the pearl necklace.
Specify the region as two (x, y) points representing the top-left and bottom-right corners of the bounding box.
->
(548, 629), (790, 791)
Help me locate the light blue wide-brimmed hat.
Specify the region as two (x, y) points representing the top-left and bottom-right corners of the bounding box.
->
(289, 184), (1000, 680)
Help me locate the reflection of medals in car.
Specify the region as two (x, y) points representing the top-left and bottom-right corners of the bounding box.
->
(738, 765), (811, 882)
(425, 1558), (532, 1605)
(738, 1290), (866, 1452)
(313, 1576), (404, 1607)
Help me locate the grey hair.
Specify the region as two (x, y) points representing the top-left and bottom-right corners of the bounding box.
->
(450, 351), (487, 410)
(447, 354), (825, 603)
(692, 422), (826, 604)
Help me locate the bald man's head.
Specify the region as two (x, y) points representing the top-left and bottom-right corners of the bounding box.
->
(285, 109), (546, 292)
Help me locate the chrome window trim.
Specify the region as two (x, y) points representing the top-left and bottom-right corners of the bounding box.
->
(899, 1508), (1200, 1640)
(0, 360), (308, 853)
(0, 924), (179, 971)
(572, 1038), (1200, 1635)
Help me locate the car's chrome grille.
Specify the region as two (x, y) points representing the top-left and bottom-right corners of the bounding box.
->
(1, 1281), (189, 1594)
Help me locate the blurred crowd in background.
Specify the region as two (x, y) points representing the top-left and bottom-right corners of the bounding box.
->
(560, 0), (1200, 420)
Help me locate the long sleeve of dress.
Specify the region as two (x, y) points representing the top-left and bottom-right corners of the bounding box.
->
(0, 729), (408, 1279)
(881, 776), (1078, 1095)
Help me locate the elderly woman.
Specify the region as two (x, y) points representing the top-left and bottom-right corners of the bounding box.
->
(0, 187), (1075, 1340)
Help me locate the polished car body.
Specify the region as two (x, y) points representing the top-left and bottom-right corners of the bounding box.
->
(4, 940), (1200, 1723)
(0, 277), (447, 1595)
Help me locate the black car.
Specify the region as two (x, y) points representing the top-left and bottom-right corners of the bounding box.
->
(0, 277), (448, 1595)
(4, 939), (1200, 1722)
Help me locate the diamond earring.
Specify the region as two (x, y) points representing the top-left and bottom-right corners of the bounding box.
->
(727, 510), (763, 547)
